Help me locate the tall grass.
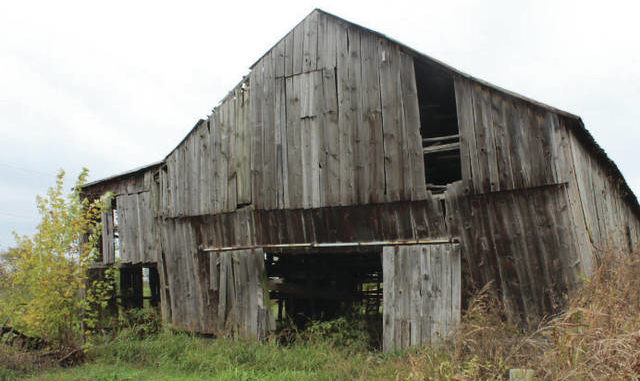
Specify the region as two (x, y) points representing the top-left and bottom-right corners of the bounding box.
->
(408, 249), (640, 380)
(536, 249), (640, 379)
(7, 250), (640, 380)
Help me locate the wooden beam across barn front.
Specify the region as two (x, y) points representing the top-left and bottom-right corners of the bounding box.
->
(200, 237), (457, 253)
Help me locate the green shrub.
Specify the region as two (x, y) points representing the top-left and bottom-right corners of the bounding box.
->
(117, 307), (162, 339)
(304, 317), (370, 351)
(0, 169), (113, 347)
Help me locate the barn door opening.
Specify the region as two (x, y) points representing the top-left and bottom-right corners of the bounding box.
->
(382, 244), (461, 351)
(415, 59), (462, 193)
(265, 249), (384, 348)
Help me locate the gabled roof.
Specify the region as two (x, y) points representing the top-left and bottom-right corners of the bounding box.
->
(81, 9), (639, 217)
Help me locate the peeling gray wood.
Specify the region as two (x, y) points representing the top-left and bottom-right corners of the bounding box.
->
(383, 244), (461, 351)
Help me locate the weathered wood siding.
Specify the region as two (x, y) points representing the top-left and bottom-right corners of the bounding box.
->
(210, 249), (275, 337)
(382, 244), (461, 351)
(163, 84), (251, 218)
(158, 218), (212, 331)
(159, 11), (426, 218)
(445, 181), (581, 323)
(150, 11), (452, 334)
(451, 76), (640, 322)
(455, 75), (568, 195)
(85, 169), (158, 265)
(563, 119), (640, 256)
(116, 192), (156, 264)
(100, 210), (115, 264)
(157, 218), (273, 336)
(154, 198), (448, 334)
(195, 200), (446, 250)
(452, 76), (586, 321)
(86, 169), (154, 198)
(456, 73), (640, 258)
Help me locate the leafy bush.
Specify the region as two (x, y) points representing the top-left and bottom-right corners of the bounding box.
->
(304, 317), (370, 351)
(0, 169), (113, 347)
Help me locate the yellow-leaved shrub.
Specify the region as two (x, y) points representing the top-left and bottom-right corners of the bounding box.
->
(0, 169), (113, 347)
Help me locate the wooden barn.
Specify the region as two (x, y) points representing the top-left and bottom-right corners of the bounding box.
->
(82, 9), (640, 351)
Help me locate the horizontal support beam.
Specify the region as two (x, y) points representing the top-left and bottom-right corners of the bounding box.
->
(422, 134), (460, 143)
(200, 238), (458, 253)
(423, 141), (461, 154)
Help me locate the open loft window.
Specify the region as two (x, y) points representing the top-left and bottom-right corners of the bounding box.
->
(414, 58), (461, 193)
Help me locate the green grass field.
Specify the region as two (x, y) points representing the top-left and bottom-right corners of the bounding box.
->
(8, 332), (420, 381)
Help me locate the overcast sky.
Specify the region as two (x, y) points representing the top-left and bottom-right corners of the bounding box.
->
(1, 0), (639, 249)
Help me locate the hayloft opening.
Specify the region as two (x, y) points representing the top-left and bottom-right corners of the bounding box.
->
(265, 250), (383, 348)
(414, 58), (462, 191)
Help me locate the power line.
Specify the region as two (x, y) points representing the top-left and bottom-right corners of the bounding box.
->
(0, 161), (58, 177)
(0, 211), (36, 220)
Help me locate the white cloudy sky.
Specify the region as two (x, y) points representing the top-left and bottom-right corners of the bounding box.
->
(1, 0), (639, 249)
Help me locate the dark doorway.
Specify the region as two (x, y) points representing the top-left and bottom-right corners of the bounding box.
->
(265, 250), (383, 347)
(119, 265), (143, 310)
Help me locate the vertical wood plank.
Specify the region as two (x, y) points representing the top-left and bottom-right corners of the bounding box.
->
(378, 39), (403, 201)
(250, 60), (264, 209)
(227, 96), (238, 212)
(275, 77), (287, 208)
(235, 84), (252, 206)
(358, 31), (384, 204)
(218, 252), (228, 329)
(420, 245), (433, 345)
(302, 11), (318, 72)
(284, 29), (294, 77)
(299, 72), (312, 208)
(317, 12), (337, 70)
(399, 53), (427, 200)
(273, 39), (285, 78)
(218, 101), (229, 213)
(285, 75), (303, 208)
(262, 52), (277, 209)
(310, 70), (322, 207)
(292, 22), (304, 75)
(322, 67), (340, 206)
(409, 245), (422, 345)
(101, 210), (114, 264)
(454, 76), (476, 194)
(382, 246), (395, 352)
(336, 24), (357, 205)
(209, 252), (219, 291)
